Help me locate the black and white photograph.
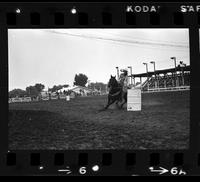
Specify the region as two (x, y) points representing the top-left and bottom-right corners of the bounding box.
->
(8, 29), (190, 150)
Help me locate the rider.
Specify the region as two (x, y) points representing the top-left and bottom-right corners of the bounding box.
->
(118, 69), (129, 100)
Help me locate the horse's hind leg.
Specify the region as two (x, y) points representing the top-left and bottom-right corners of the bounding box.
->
(120, 92), (127, 109)
(115, 100), (121, 109)
(120, 101), (126, 109)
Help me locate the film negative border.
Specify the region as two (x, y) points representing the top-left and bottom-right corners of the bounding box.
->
(0, 2), (200, 176)
(1, 151), (200, 176)
(0, 3), (199, 27)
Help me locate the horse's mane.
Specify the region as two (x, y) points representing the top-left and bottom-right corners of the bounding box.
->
(112, 78), (119, 87)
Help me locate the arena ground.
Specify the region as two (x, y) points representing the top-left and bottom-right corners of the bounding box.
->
(9, 90), (190, 150)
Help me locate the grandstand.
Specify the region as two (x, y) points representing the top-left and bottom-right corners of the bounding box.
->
(130, 65), (190, 92)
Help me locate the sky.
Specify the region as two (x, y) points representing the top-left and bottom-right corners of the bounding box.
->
(8, 29), (190, 91)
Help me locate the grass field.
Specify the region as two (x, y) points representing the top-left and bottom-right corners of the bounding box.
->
(9, 90), (190, 150)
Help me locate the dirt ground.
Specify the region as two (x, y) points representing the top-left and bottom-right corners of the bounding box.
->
(9, 91), (190, 150)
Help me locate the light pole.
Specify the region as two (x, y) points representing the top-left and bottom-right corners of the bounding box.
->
(143, 63), (149, 90)
(180, 61), (186, 86)
(171, 57), (178, 87)
(150, 61), (157, 88)
(128, 66), (133, 86)
(116, 67), (119, 80)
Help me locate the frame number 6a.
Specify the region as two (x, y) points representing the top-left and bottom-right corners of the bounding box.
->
(149, 167), (187, 176)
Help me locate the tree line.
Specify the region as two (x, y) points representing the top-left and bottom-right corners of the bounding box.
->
(9, 73), (108, 98)
(9, 83), (45, 98)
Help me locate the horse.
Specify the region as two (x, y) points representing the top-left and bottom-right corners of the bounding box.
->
(104, 75), (127, 110)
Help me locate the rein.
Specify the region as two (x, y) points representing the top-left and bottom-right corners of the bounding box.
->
(109, 90), (121, 97)
(108, 85), (122, 97)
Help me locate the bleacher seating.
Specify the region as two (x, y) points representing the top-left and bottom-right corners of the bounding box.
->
(142, 73), (190, 91)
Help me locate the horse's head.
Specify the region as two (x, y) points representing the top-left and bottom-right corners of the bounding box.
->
(108, 75), (118, 89)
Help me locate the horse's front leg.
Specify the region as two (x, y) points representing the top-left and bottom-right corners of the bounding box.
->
(104, 96), (110, 109)
(105, 97), (116, 110)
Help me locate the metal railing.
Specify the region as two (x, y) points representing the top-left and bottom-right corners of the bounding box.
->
(143, 86), (190, 93)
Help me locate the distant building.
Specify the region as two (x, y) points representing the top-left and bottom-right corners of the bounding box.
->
(70, 86), (93, 96)
(40, 91), (49, 97)
(40, 90), (49, 100)
(57, 86), (70, 93)
(57, 86), (92, 96)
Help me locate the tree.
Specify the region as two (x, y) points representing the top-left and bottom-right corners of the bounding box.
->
(49, 84), (69, 93)
(74, 74), (88, 87)
(25, 83), (45, 97)
(63, 84), (69, 88)
(34, 83), (45, 93)
(26, 86), (39, 97)
(9, 89), (27, 98)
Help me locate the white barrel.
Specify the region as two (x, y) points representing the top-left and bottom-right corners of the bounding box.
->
(127, 88), (142, 111)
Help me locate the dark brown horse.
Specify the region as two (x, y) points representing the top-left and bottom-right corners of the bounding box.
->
(104, 75), (127, 110)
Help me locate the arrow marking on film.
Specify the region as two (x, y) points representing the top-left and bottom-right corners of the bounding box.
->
(58, 167), (72, 174)
(149, 167), (169, 175)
